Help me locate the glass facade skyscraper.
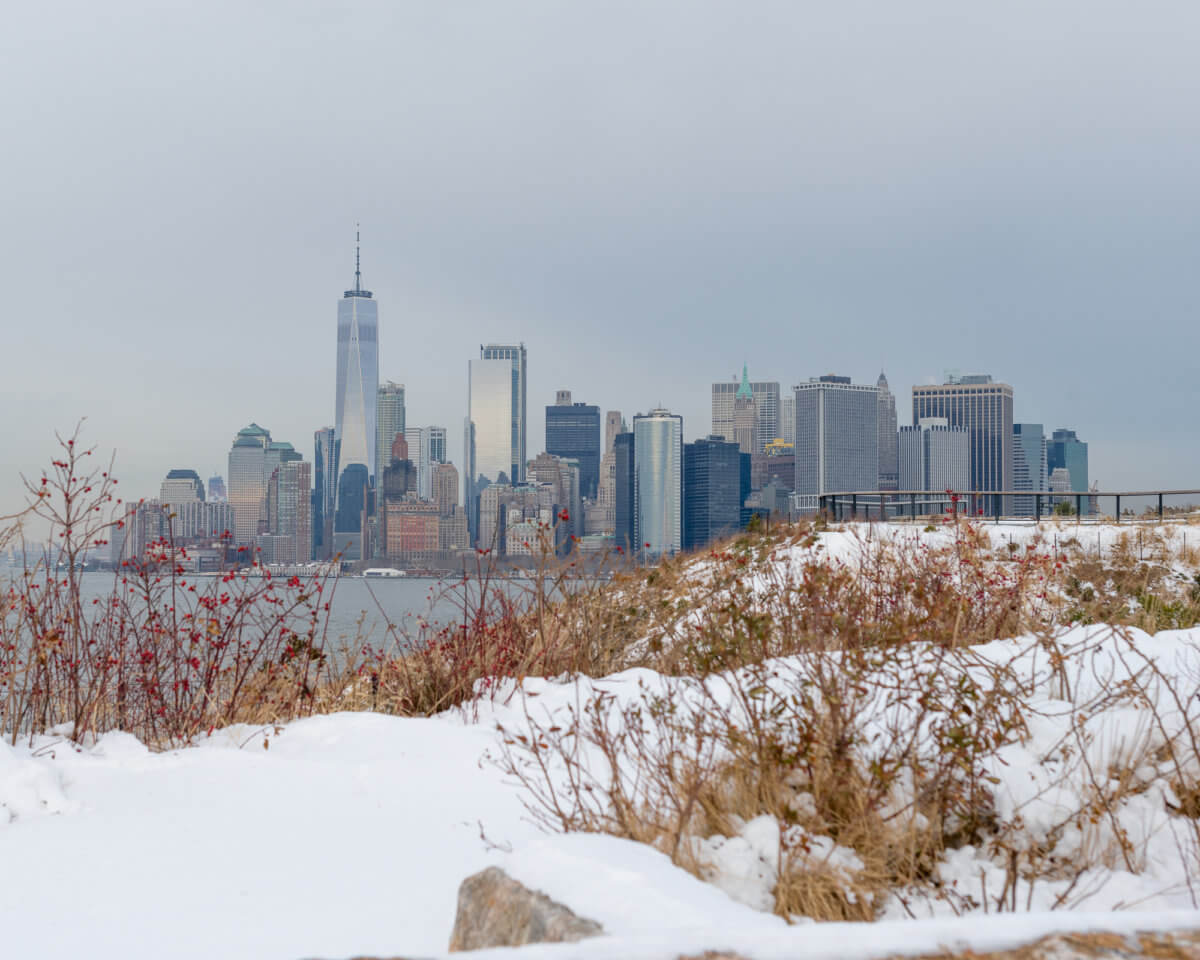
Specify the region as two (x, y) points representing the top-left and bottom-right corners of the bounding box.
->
(633, 409), (683, 561)
(545, 390), (601, 500)
(1012, 423), (1048, 516)
(228, 423), (271, 543)
(313, 426), (335, 558)
(614, 432), (635, 555)
(683, 437), (742, 551)
(465, 343), (527, 543)
(1047, 428), (1088, 500)
(333, 236), (378, 560)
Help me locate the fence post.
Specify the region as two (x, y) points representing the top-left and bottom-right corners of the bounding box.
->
(1035, 493), (1041, 523)
(1116, 495), (1121, 523)
(1158, 493), (1164, 522)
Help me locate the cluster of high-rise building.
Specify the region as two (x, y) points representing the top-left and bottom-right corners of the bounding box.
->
(119, 240), (1094, 570)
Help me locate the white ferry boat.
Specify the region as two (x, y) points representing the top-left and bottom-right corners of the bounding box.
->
(362, 568), (406, 578)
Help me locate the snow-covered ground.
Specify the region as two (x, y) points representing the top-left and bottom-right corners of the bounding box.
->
(3, 633), (1199, 958)
(4, 524), (1200, 959)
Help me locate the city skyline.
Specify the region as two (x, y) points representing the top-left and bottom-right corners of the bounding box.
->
(7, 3), (1200, 526)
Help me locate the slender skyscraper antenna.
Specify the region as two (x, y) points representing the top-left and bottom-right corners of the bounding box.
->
(354, 223), (361, 294)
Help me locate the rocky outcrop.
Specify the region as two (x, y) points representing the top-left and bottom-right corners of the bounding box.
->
(447, 866), (603, 951)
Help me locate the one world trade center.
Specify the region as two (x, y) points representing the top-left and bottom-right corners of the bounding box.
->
(333, 231), (379, 560)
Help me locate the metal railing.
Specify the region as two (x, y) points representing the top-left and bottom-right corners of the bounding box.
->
(815, 489), (1200, 523)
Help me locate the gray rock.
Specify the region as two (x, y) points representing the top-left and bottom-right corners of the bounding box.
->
(448, 866), (604, 952)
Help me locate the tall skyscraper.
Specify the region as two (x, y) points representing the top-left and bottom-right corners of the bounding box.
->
(465, 342), (527, 541)
(683, 437), (742, 551)
(899, 418), (970, 505)
(731, 367), (759, 456)
(633, 409), (683, 561)
(1012, 423), (1048, 516)
(614, 431), (635, 554)
(545, 390), (601, 500)
(1047, 428), (1089, 501)
(912, 375), (1014, 514)
(876, 371), (899, 491)
(375, 382), (406, 487)
(312, 426), (335, 559)
(228, 423), (272, 543)
(712, 368), (779, 452)
(792, 376), (879, 511)
(333, 232), (379, 560)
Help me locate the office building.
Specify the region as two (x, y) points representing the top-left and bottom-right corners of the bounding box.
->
(731, 370), (759, 456)
(712, 368), (780, 452)
(1012, 423), (1048, 517)
(877, 371), (899, 491)
(545, 391), (601, 499)
(160, 469), (204, 504)
(1047, 428), (1089, 501)
(911, 375), (1014, 514)
(228, 423), (272, 543)
(165, 500), (235, 543)
(633, 409), (683, 560)
(683, 437), (743, 551)
(312, 426), (335, 559)
(751, 441), (795, 491)
(592, 412), (624, 537)
(433, 462), (459, 517)
(265, 459), (312, 563)
(383, 500), (440, 565)
(158, 470), (233, 542)
(613, 432), (635, 553)
(206, 475), (227, 502)
(427, 426), (447, 465)
(439, 508), (469, 553)
(779, 393), (795, 445)
(381, 434), (417, 503)
(375, 382), (406, 487)
(465, 342), (527, 541)
(333, 232), (379, 560)
(898, 419), (970, 510)
(404, 427), (430, 500)
(604, 411), (623, 455)
(792, 376), (879, 511)
(529, 451), (582, 544)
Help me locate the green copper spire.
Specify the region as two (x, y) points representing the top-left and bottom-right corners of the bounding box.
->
(736, 362), (753, 399)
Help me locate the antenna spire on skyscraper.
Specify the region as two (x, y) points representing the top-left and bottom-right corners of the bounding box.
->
(354, 223), (361, 294)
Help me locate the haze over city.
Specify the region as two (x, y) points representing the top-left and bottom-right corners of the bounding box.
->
(4, 0), (1199, 521)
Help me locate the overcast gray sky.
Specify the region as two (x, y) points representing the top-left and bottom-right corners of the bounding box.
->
(3, 0), (1199, 519)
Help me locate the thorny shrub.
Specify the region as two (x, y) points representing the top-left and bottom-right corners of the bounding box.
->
(0, 429), (337, 746)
